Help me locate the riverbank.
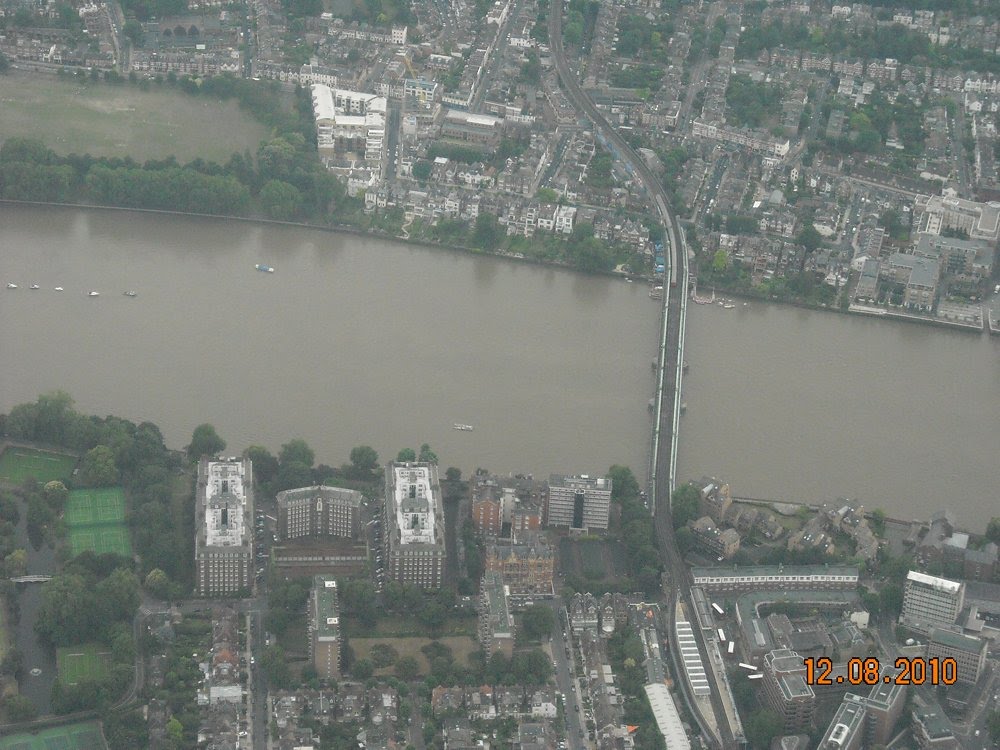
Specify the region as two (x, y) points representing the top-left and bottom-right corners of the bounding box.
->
(691, 278), (992, 335)
(0, 199), (648, 282)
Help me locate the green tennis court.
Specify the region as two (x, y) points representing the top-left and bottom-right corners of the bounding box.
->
(65, 489), (130, 557)
(57, 644), (112, 685)
(0, 720), (108, 750)
(0, 447), (77, 485)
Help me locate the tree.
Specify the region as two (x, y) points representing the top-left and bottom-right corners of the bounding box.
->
(670, 484), (701, 529)
(473, 214), (503, 251)
(445, 467), (462, 482)
(987, 709), (1000, 743)
(95, 568), (140, 623)
(745, 709), (782, 749)
(262, 645), (292, 688)
(396, 655), (420, 680)
(4, 694), (37, 722)
(260, 179), (303, 220)
(188, 423), (225, 459)
(4, 549), (26, 577)
(397, 448), (416, 462)
(0, 51), (9, 74)
(123, 19), (143, 47)
(520, 605), (554, 641)
(412, 160), (432, 181)
(608, 465), (639, 501)
(279, 439), (315, 468)
(349, 445), (379, 478)
(275, 461), (313, 492)
(245, 446), (279, 485)
(797, 222), (823, 253)
(79, 445), (118, 487)
(35, 573), (95, 646)
(166, 718), (183, 742)
(986, 517), (1000, 545)
(144, 568), (171, 599)
(418, 443), (438, 463)
(44, 480), (68, 507)
(353, 658), (374, 679)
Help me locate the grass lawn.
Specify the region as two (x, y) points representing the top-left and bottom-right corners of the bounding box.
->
(0, 720), (108, 750)
(56, 643), (112, 685)
(350, 636), (479, 676)
(0, 71), (269, 163)
(65, 488), (131, 557)
(346, 613), (477, 639)
(0, 446), (77, 485)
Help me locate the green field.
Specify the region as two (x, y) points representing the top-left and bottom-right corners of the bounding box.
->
(0, 446), (77, 485)
(0, 719), (108, 750)
(57, 643), (112, 686)
(0, 71), (269, 162)
(65, 488), (131, 557)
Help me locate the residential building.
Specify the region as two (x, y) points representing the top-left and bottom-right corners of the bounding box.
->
(309, 576), (341, 680)
(441, 110), (502, 147)
(570, 592), (599, 633)
(384, 462), (446, 588)
(762, 649), (816, 732)
(479, 571), (515, 658)
(690, 516), (740, 559)
(195, 458), (253, 597)
(695, 476), (732, 523)
(884, 252), (940, 310)
(484, 534), (555, 597)
(276, 485), (362, 541)
(914, 193), (1000, 242)
(900, 571), (964, 632)
(864, 670), (907, 745)
(311, 84), (386, 178)
(926, 628), (987, 684)
(690, 565), (860, 593)
(546, 474), (612, 532)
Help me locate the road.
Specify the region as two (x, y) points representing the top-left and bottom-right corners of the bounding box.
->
(548, 604), (588, 748)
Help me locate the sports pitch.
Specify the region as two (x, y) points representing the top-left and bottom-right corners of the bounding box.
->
(0, 720), (108, 750)
(0, 447), (77, 485)
(65, 488), (131, 558)
(56, 643), (112, 686)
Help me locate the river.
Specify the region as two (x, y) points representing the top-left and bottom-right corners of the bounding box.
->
(0, 205), (997, 530)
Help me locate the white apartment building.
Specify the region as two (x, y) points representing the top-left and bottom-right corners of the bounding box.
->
(900, 571), (965, 632)
(546, 474), (611, 531)
(384, 462), (446, 588)
(196, 458), (253, 596)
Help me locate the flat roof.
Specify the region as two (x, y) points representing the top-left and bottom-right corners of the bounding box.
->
(313, 575), (340, 640)
(928, 627), (985, 653)
(692, 564), (859, 579)
(906, 570), (962, 593)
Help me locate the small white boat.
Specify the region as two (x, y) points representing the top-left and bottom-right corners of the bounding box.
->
(6, 283), (17, 289)
(723, 303), (735, 309)
(625, 278), (634, 283)
(30, 284), (40, 290)
(124, 290), (137, 297)
(453, 423), (474, 431)
(88, 291), (100, 297)
(54, 287), (64, 291)
(255, 264), (275, 273)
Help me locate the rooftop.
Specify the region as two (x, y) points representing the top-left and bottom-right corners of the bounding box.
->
(928, 627), (985, 654)
(277, 485), (362, 508)
(906, 570), (962, 593)
(548, 474), (612, 492)
(312, 575), (340, 641)
(692, 564), (859, 580)
(389, 463), (441, 546)
(201, 459), (250, 548)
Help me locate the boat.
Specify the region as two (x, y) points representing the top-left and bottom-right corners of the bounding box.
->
(30, 284), (39, 290)
(124, 291), (137, 297)
(255, 264), (275, 273)
(723, 303), (735, 309)
(88, 291), (100, 297)
(54, 287), (64, 291)
(6, 283), (17, 289)
(453, 423), (474, 431)
(625, 278), (634, 283)
(649, 285), (664, 300)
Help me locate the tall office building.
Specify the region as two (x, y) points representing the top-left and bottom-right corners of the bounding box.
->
(546, 474), (612, 531)
(900, 571), (965, 632)
(277, 485), (362, 540)
(309, 576), (341, 680)
(384, 462), (446, 588)
(762, 649), (816, 732)
(926, 628), (988, 685)
(195, 458), (253, 596)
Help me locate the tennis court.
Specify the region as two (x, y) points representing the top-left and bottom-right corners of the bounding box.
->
(0, 447), (77, 485)
(64, 489), (130, 558)
(56, 644), (112, 685)
(0, 720), (108, 750)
